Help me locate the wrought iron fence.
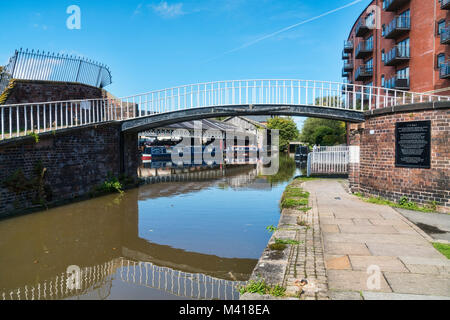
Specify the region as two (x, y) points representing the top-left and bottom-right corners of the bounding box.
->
(0, 49), (112, 94)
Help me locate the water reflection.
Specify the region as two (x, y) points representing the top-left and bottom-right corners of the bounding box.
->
(0, 155), (300, 300)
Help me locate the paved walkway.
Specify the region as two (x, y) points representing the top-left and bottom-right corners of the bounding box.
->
(304, 180), (450, 300)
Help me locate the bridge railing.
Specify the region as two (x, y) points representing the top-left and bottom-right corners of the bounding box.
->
(0, 80), (449, 141)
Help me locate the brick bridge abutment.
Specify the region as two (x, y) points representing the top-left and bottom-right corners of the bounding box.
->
(348, 102), (449, 213)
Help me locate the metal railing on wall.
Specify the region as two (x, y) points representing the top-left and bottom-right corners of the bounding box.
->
(0, 79), (449, 141)
(0, 49), (112, 94)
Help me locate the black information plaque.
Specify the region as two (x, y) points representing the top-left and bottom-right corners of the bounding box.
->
(395, 121), (431, 169)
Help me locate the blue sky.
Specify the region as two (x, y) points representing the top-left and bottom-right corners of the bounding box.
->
(0, 0), (369, 128)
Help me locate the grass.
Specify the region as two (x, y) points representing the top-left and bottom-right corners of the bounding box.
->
(281, 198), (309, 209)
(354, 193), (437, 213)
(275, 238), (303, 245)
(239, 280), (286, 297)
(433, 243), (450, 259)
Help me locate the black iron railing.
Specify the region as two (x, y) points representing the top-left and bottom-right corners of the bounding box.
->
(384, 45), (410, 66)
(0, 49), (112, 94)
(384, 16), (410, 39)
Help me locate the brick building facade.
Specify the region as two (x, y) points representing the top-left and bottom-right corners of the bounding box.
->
(343, 0), (450, 95)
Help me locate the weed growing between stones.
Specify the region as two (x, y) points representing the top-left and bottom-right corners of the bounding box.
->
(354, 193), (438, 213)
(239, 280), (286, 297)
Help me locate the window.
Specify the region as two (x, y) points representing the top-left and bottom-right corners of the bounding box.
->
(381, 75), (385, 87)
(366, 35), (374, 49)
(437, 53), (446, 69)
(366, 58), (373, 72)
(397, 38), (410, 57)
(382, 25), (386, 37)
(397, 67), (410, 80)
(381, 49), (385, 62)
(437, 19), (446, 35)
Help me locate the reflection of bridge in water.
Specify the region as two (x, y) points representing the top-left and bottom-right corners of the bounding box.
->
(1, 258), (244, 300)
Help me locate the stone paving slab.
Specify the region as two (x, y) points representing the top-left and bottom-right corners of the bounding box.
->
(303, 179), (450, 300)
(349, 256), (408, 272)
(338, 225), (398, 234)
(324, 242), (371, 256)
(366, 242), (444, 258)
(327, 270), (392, 293)
(383, 273), (450, 296)
(362, 292), (450, 300)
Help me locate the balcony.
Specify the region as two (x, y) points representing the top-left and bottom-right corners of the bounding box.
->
(384, 16), (410, 39)
(342, 81), (353, 91)
(440, 62), (450, 79)
(343, 41), (354, 53)
(383, 0), (410, 12)
(441, 27), (450, 44)
(384, 45), (410, 66)
(387, 77), (410, 90)
(355, 19), (372, 37)
(342, 50), (350, 60)
(343, 62), (354, 72)
(441, 0), (450, 10)
(355, 65), (373, 81)
(342, 69), (350, 78)
(355, 41), (373, 59)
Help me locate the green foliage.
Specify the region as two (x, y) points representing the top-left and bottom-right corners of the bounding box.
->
(239, 280), (286, 297)
(354, 193), (437, 213)
(266, 117), (299, 152)
(98, 176), (124, 194)
(266, 225), (278, 234)
(300, 118), (346, 146)
(28, 131), (39, 143)
(269, 243), (287, 251)
(433, 243), (450, 259)
(281, 198), (309, 209)
(275, 238), (303, 245)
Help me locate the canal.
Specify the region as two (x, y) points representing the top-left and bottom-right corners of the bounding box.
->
(0, 155), (304, 300)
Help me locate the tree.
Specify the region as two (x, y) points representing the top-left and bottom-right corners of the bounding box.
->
(300, 118), (346, 147)
(266, 117), (299, 152)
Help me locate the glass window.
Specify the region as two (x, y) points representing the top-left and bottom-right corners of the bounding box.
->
(397, 67), (410, 79)
(437, 53), (446, 69)
(382, 25), (386, 37)
(438, 20), (446, 35)
(381, 49), (385, 62)
(381, 75), (385, 87)
(397, 38), (410, 57)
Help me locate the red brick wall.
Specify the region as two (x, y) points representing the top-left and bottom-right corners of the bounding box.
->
(0, 123), (139, 218)
(2, 80), (107, 104)
(345, 0), (450, 94)
(349, 106), (449, 212)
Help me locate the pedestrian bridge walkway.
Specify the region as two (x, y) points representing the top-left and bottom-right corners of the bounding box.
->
(1, 79), (448, 140)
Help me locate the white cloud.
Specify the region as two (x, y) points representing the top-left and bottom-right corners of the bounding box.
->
(151, 1), (185, 18)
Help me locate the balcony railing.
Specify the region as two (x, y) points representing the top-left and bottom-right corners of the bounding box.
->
(441, 0), (450, 10)
(355, 41), (373, 59)
(342, 50), (350, 60)
(441, 27), (450, 45)
(384, 45), (410, 66)
(355, 19), (372, 37)
(383, 0), (410, 12)
(343, 62), (353, 72)
(386, 77), (410, 90)
(355, 65), (373, 81)
(384, 16), (410, 39)
(342, 69), (350, 78)
(343, 41), (354, 53)
(440, 62), (450, 79)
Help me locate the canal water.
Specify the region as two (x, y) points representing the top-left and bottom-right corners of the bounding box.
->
(0, 155), (304, 300)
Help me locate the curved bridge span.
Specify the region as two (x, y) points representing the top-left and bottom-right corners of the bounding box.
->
(1, 79), (449, 140)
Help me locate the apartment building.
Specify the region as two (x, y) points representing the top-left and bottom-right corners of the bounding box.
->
(342, 0), (450, 95)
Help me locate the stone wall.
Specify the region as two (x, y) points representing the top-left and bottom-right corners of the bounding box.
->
(348, 103), (449, 212)
(0, 123), (138, 219)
